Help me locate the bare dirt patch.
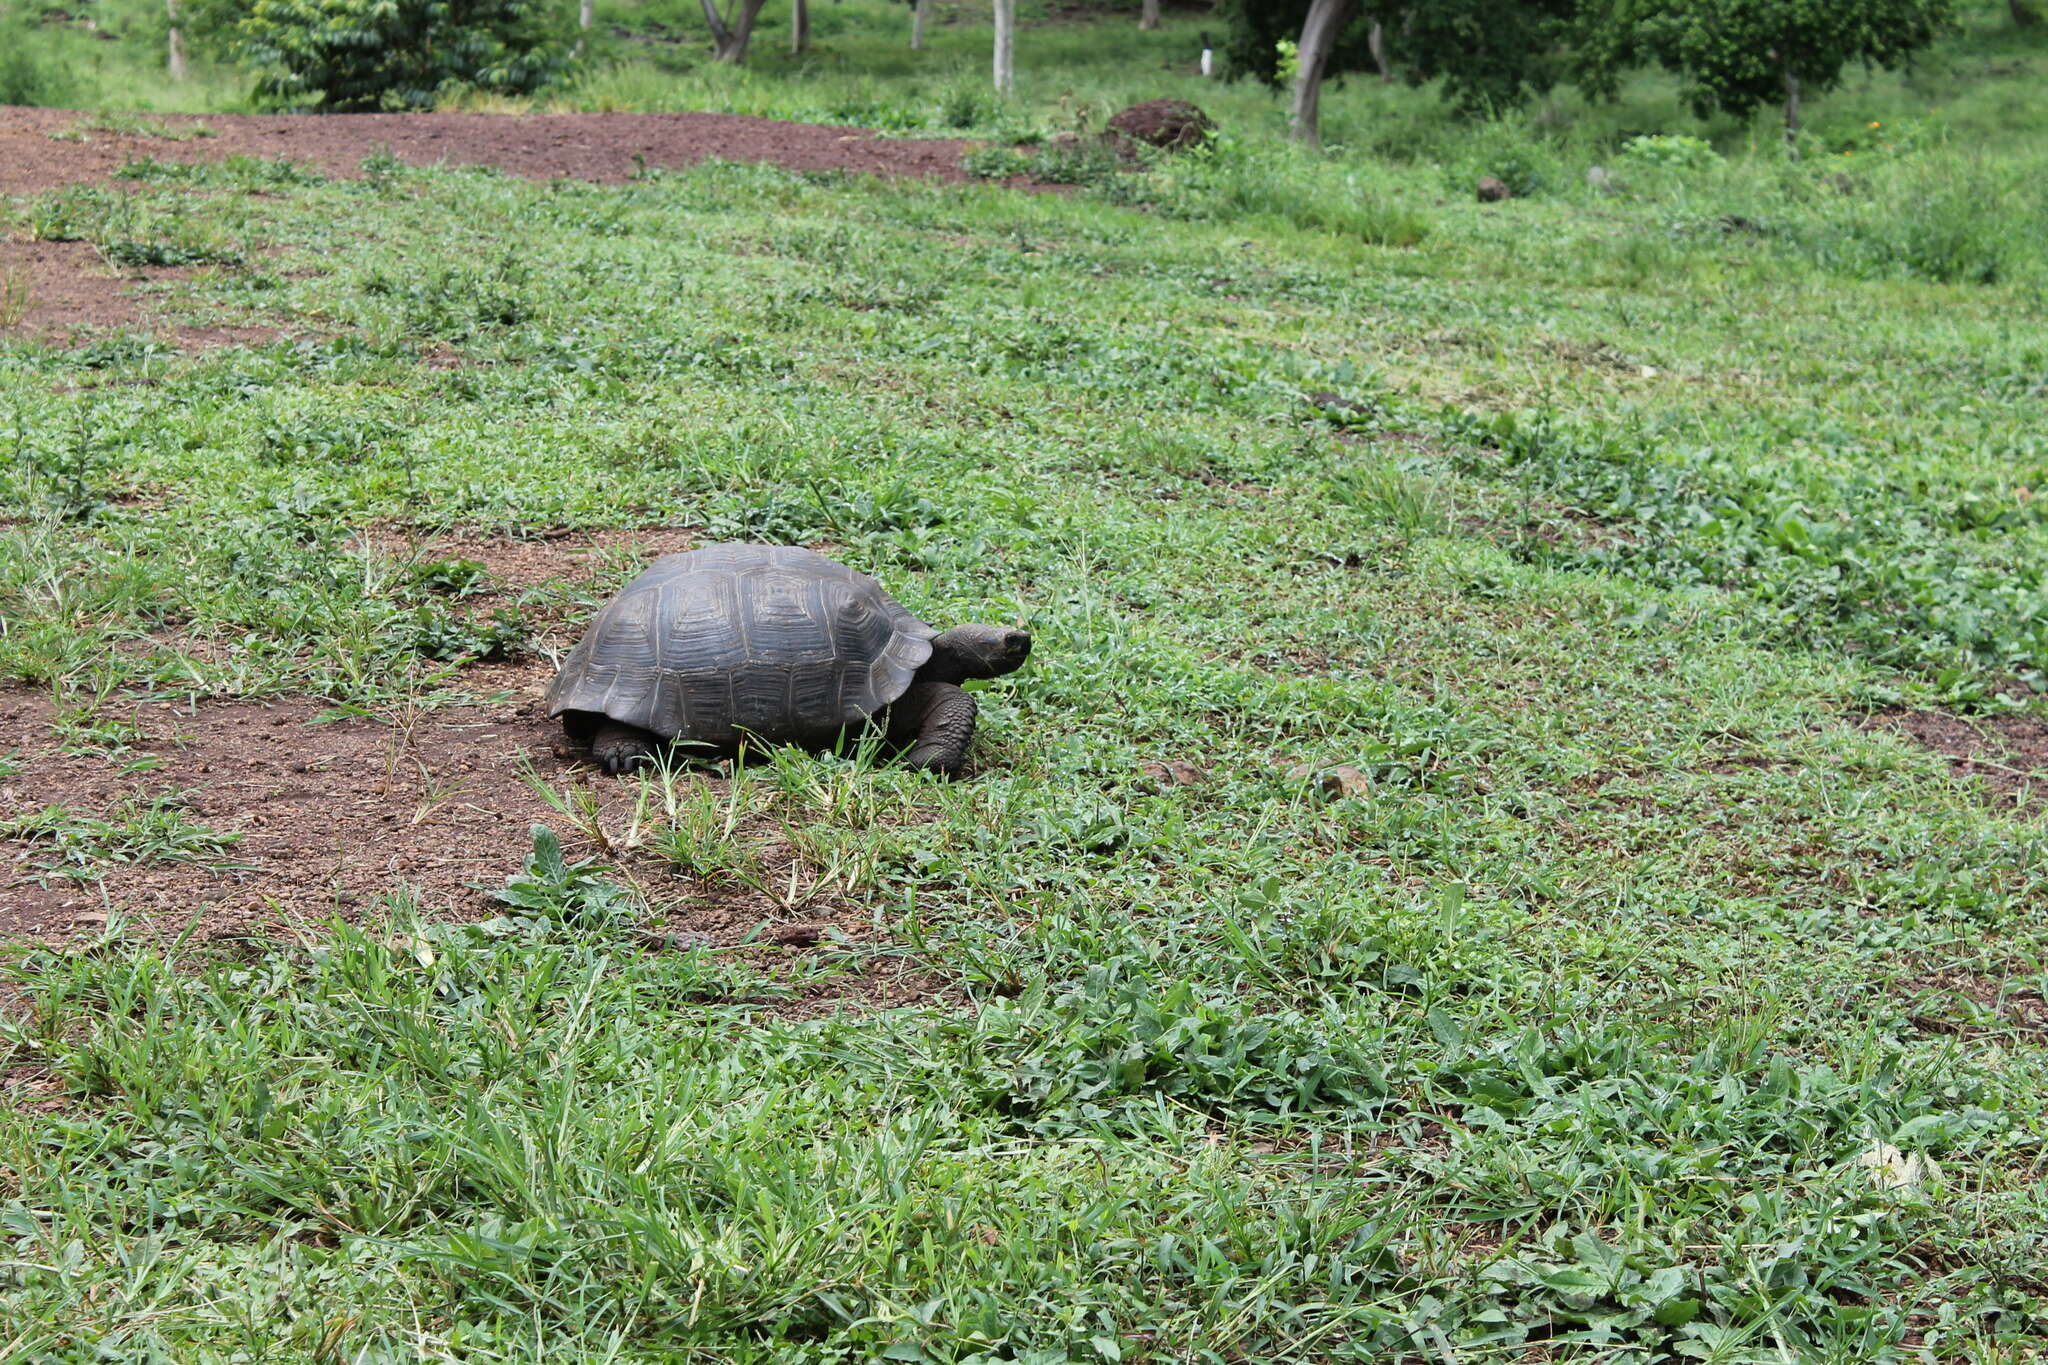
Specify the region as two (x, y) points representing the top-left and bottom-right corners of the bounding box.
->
(0, 669), (930, 1005)
(2, 524), (955, 1011)
(363, 522), (705, 600)
(0, 237), (279, 349)
(1898, 968), (2048, 1037)
(3, 104), (1016, 350)
(1, 106), (987, 195)
(1863, 707), (2048, 808)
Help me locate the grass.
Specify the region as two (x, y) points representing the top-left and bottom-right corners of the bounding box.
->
(0, 266), (29, 329)
(2, 1), (2048, 1360)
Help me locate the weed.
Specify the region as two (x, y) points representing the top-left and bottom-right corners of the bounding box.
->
(402, 603), (529, 662)
(359, 145), (409, 188)
(490, 824), (639, 929)
(0, 267), (29, 329)
(411, 557), (490, 597)
(3, 791), (242, 883)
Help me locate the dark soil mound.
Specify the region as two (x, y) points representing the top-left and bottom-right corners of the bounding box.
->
(1105, 99), (1214, 151)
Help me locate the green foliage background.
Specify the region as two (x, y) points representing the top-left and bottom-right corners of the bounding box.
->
(237, 0), (574, 110)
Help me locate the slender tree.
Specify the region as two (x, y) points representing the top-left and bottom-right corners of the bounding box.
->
(1289, 0), (1354, 146)
(1221, 0), (1583, 147)
(1141, 0), (1161, 29)
(791, 0), (809, 51)
(574, 0), (593, 56)
(1367, 17), (1389, 79)
(699, 0), (769, 60)
(167, 0), (189, 78)
(993, 0), (1015, 94)
(911, 0), (928, 48)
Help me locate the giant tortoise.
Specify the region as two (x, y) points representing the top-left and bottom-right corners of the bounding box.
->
(546, 543), (1031, 777)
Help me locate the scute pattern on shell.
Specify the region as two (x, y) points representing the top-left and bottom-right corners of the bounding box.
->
(545, 544), (936, 747)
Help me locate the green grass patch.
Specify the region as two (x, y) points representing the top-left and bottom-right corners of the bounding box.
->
(5, 3), (2048, 1358)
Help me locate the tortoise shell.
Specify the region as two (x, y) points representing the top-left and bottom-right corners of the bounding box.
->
(544, 543), (936, 749)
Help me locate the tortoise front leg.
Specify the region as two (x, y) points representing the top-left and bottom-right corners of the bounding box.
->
(886, 681), (978, 778)
(587, 721), (662, 775)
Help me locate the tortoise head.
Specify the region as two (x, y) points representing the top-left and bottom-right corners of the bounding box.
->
(922, 624), (1032, 685)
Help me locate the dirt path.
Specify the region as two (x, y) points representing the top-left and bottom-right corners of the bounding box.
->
(0, 106), (982, 194)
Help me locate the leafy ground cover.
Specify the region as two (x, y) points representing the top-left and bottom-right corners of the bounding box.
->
(4, 6), (2048, 1360)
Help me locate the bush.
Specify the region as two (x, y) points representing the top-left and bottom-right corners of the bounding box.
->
(239, 0), (574, 111)
(1446, 118), (1568, 198)
(0, 21), (79, 106)
(1618, 133), (1722, 172)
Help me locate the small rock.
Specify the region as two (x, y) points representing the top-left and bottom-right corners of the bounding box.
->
(1284, 763), (1373, 799)
(765, 922), (833, 947)
(1476, 176), (1512, 203)
(1140, 760), (1208, 788)
(1585, 165), (1615, 194)
(1105, 99), (1215, 151)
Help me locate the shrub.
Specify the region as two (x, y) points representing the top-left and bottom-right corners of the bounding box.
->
(1448, 119), (1567, 198)
(1618, 133), (1722, 172)
(0, 20), (79, 106)
(239, 0), (574, 112)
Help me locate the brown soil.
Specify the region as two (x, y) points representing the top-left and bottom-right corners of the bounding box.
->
(0, 529), (945, 1013)
(1898, 968), (2048, 1037)
(0, 106), (985, 195)
(4, 668), (806, 933)
(1864, 707), (2048, 808)
(0, 237), (278, 348)
(1104, 99), (1214, 151)
(2, 104), (1007, 350)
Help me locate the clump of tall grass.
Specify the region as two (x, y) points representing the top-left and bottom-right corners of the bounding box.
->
(1798, 154), (2043, 286)
(1439, 117), (1576, 198)
(1552, 123), (2046, 289)
(1131, 138), (1433, 247)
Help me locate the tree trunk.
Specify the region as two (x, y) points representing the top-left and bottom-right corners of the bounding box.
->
(1289, 0), (1354, 148)
(166, 0), (188, 80)
(911, 0), (927, 49)
(574, 0), (594, 57)
(791, 0), (809, 52)
(2013, 0), (2042, 25)
(1782, 66), (1802, 154)
(1139, 0), (1160, 30)
(992, 0), (1015, 96)
(702, 0), (767, 61)
(1368, 18), (1390, 81)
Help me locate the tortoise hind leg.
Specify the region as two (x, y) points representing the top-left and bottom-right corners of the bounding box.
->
(588, 721), (662, 775)
(886, 681), (978, 778)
